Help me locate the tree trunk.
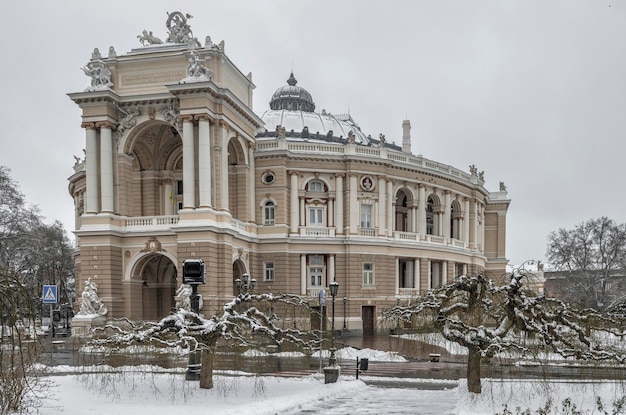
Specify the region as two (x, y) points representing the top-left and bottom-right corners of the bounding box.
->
(199, 349), (214, 389)
(467, 345), (482, 394)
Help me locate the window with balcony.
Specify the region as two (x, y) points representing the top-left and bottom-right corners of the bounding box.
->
(308, 207), (324, 226)
(263, 201), (275, 225)
(363, 263), (374, 286)
(264, 261), (275, 281)
(309, 255), (325, 287)
(360, 204), (373, 228)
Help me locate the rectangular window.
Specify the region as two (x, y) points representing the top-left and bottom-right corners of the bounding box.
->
(310, 267), (324, 287)
(264, 203), (275, 225)
(264, 262), (275, 282)
(308, 207), (324, 226)
(360, 204), (373, 228)
(176, 180), (183, 195)
(363, 263), (374, 286)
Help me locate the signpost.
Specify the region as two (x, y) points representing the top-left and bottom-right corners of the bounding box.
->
(42, 285), (58, 338)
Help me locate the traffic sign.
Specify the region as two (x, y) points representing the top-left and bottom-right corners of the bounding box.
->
(43, 285), (58, 304)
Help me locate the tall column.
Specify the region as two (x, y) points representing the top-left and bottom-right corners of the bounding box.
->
(443, 191), (451, 239)
(97, 122), (114, 213)
(464, 198), (470, 244)
(395, 258), (400, 295)
(442, 261), (448, 285)
(181, 115), (195, 209)
(418, 185), (426, 235)
(290, 171), (299, 234)
(196, 115), (212, 208)
(329, 254), (335, 284)
(335, 174), (344, 235)
(83, 123), (99, 214)
(378, 176), (386, 236)
(248, 142), (256, 221)
(164, 181), (174, 215)
(328, 198), (334, 227)
(349, 174), (358, 234)
(300, 254), (307, 295)
(414, 259), (420, 292)
(386, 180), (393, 236)
(220, 122), (230, 211)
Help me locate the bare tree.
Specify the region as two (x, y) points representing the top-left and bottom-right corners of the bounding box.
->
(384, 268), (626, 394)
(547, 217), (626, 311)
(93, 293), (320, 389)
(0, 270), (40, 414)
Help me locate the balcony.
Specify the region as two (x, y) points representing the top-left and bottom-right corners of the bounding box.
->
(398, 288), (420, 297)
(299, 227), (335, 237)
(124, 215), (179, 230)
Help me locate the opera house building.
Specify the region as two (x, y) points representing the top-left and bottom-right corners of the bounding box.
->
(68, 12), (510, 335)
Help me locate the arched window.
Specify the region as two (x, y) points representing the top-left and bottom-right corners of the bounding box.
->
(263, 201), (275, 225)
(426, 196), (435, 235)
(306, 180), (326, 192)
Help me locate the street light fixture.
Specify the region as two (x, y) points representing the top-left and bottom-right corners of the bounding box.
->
(328, 281), (339, 366)
(235, 273), (256, 295)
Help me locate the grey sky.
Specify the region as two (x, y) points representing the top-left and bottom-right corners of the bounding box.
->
(1, 1), (624, 267)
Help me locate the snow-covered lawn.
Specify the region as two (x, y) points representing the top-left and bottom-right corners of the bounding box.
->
(31, 367), (626, 415)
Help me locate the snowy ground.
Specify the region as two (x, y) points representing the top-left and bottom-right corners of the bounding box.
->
(29, 368), (626, 415)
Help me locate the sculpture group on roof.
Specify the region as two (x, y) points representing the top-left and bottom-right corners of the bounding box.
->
(81, 59), (113, 91)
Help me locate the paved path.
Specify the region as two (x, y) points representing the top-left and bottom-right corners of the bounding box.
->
(281, 381), (458, 414)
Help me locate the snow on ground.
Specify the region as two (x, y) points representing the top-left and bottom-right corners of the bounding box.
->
(30, 367), (626, 415)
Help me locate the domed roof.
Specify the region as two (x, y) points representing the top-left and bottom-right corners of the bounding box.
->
(269, 73), (315, 112)
(259, 73), (376, 146)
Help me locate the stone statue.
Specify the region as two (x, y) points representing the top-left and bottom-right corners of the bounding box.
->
(138, 30), (164, 46)
(81, 59), (113, 91)
(276, 125), (286, 139)
(379, 133), (386, 146)
(77, 278), (108, 316)
(108, 46), (117, 58)
(166, 11), (200, 46)
(91, 48), (101, 60)
(469, 164), (477, 176)
(186, 50), (212, 80)
(347, 130), (355, 144)
(116, 104), (140, 139)
(174, 283), (192, 311)
(161, 100), (181, 132)
(478, 171), (485, 181)
(499, 181), (507, 192)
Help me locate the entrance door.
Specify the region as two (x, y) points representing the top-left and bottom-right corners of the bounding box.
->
(362, 306), (375, 336)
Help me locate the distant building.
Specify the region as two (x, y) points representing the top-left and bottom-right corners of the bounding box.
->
(67, 12), (510, 335)
(543, 270), (626, 310)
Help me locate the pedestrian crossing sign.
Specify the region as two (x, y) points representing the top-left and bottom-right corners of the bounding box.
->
(43, 285), (58, 304)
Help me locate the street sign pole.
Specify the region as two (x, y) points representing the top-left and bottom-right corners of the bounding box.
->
(42, 285), (58, 338)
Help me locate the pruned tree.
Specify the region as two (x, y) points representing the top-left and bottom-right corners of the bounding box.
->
(384, 268), (626, 394)
(547, 217), (626, 311)
(92, 292), (320, 389)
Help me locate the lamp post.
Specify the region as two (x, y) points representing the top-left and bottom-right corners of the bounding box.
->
(235, 273), (256, 295)
(342, 297), (347, 330)
(324, 281), (340, 384)
(182, 259), (206, 381)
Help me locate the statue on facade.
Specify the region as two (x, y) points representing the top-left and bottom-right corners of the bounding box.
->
(77, 278), (108, 316)
(478, 171), (485, 181)
(469, 164), (478, 176)
(138, 30), (164, 46)
(185, 50), (212, 80)
(499, 181), (507, 192)
(116, 104), (140, 139)
(174, 283), (202, 311)
(81, 59), (113, 91)
(166, 11), (201, 46)
(379, 133), (386, 147)
(276, 125), (286, 139)
(347, 130), (355, 144)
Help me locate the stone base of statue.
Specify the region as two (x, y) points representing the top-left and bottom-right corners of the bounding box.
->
(69, 314), (107, 350)
(323, 365), (340, 384)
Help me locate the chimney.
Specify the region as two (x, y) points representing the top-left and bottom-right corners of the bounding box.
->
(402, 119), (411, 153)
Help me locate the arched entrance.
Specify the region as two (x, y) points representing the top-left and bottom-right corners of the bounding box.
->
(132, 253), (178, 320)
(232, 259), (247, 295)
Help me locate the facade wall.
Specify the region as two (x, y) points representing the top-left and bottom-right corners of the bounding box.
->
(68, 33), (510, 334)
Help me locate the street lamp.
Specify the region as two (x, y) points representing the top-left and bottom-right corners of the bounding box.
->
(324, 281), (340, 384)
(235, 273), (256, 295)
(328, 281), (339, 365)
(342, 297), (347, 330)
(182, 259), (206, 381)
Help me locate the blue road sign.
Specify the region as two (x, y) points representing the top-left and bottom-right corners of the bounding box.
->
(43, 285), (58, 304)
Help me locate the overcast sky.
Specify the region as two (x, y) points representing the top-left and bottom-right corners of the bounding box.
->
(1, 1), (624, 267)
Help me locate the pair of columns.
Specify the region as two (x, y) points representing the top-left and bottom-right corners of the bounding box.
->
(83, 122), (114, 214)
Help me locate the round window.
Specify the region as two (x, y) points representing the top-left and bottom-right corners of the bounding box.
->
(262, 172), (275, 184)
